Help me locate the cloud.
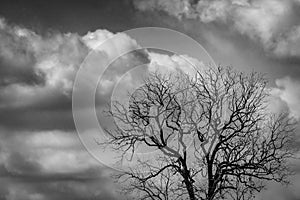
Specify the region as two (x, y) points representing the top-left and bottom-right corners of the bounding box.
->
(0, 17), (92, 90)
(0, 129), (121, 200)
(4, 13), (299, 200)
(271, 76), (300, 119)
(0, 17), (208, 200)
(0, 17), (148, 131)
(231, 0), (291, 42)
(0, 16), (144, 96)
(273, 26), (300, 57)
(0, 17), (148, 200)
(0, 18), (43, 86)
(148, 52), (204, 75)
(133, 0), (192, 20)
(133, 0), (300, 58)
(0, 130), (89, 174)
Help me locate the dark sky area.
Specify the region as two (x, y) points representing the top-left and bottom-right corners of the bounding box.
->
(0, 0), (139, 33)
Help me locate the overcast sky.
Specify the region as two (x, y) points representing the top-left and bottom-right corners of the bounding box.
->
(0, 0), (300, 200)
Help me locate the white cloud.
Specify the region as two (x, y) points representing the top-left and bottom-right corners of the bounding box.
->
(271, 77), (300, 119)
(148, 52), (204, 75)
(83, 29), (140, 56)
(0, 128), (121, 200)
(0, 17), (144, 97)
(196, 0), (230, 23)
(232, 0), (290, 44)
(133, 0), (300, 58)
(0, 130), (100, 174)
(0, 17), (149, 116)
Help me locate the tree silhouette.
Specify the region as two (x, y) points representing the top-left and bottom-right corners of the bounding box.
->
(103, 67), (296, 200)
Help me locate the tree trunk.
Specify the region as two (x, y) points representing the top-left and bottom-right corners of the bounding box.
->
(183, 176), (196, 200)
(180, 158), (196, 200)
(207, 156), (215, 200)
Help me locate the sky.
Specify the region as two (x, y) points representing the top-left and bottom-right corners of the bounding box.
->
(0, 0), (300, 200)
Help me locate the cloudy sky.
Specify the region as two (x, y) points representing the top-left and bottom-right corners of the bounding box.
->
(0, 0), (300, 199)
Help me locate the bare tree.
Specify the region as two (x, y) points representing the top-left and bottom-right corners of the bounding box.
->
(103, 67), (297, 200)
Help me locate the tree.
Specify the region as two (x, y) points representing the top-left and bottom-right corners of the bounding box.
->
(103, 66), (296, 200)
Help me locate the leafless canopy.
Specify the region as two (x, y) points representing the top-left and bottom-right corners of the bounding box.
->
(103, 66), (297, 200)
